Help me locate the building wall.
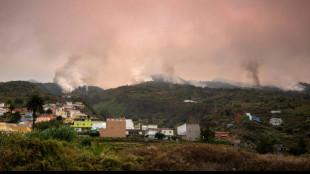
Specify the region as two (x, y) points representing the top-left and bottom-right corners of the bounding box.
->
(126, 119), (134, 129)
(186, 124), (200, 141)
(99, 118), (126, 137)
(161, 129), (174, 136)
(177, 124), (187, 136)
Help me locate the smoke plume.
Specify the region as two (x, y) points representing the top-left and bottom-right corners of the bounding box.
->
(1, 0), (310, 91)
(242, 61), (261, 86)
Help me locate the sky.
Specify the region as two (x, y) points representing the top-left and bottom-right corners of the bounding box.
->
(0, 0), (310, 91)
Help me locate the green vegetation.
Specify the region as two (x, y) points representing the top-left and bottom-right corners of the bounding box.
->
(0, 133), (310, 171)
(26, 94), (45, 130)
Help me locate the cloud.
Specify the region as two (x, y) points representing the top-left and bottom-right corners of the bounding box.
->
(0, 0), (310, 91)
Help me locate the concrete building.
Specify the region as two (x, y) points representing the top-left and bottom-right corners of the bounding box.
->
(55, 109), (68, 118)
(142, 124), (157, 130)
(71, 115), (102, 132)
(126, 129), (143, 138)
(161, 128), (174, 138)
(99, 118), (126, 137)
(0, 107), (8, 116)
(92, 122), (106, 131)
(177, 123), (200, 141)
(35, 115), (54, 123)
(69, 110), (81, 118)
(0, 103), (4, 107)
(126, 119), (134, 129)
(270, 118), (283, 126)
(144, 128), (161, 139)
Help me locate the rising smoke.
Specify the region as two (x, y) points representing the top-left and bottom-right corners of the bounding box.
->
(1, 0), (310, 91)
(242, 60), (261, 86)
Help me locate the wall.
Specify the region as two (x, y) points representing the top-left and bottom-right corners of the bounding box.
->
(99, 118), (126, 137)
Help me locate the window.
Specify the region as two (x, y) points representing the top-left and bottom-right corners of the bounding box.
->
(169, 131), (171, 133)
(163, 131), (166, 133)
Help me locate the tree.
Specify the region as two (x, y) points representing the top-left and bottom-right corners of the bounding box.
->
(256, 137), (274, 154)
(8, 112), (21, 123)
(155, 132), (166, 140)
(298, 137), (307, 154)
(56, 116), (63, 121)
(9, 105), (15, 114)
(46, 108), (53, 115)
(26, 94), (44, 130)
(200, 127), (215, 143)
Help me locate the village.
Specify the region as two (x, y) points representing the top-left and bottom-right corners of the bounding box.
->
(0, 101), (285, 150)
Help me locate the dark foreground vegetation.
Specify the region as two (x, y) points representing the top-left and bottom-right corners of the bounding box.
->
(0, 129), (309, 171)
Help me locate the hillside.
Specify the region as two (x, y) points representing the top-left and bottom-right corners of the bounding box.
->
(0, 81), (96, 117)
(72, 81), (310, 152)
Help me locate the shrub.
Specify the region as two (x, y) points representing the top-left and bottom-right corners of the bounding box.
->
(80, 138), (92, 146)
(26, 126), (78, 142)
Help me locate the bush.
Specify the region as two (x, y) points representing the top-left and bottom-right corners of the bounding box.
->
(34, 119), (64, 131)
(26, 126), (78, 142)
(80, 138), (92, 146)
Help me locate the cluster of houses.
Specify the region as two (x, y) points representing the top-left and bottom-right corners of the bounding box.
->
(0, 101), (87, 133)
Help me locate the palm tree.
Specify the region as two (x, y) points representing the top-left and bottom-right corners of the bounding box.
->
(26, 94), (44, 130)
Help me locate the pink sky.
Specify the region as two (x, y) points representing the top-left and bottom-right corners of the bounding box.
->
(0, 0), (310, 90)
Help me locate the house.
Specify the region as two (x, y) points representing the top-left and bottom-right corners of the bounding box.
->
(271, 110), (281, 114)
(0, 103), (4, 107)
(66, 102), (73, 106)
(142, 124), (157, 130)
(177, 123), (200, 141)
(35, 115), (54, 123)
(126, 119), (134, 129)
(64, 117), (74, 124)
(55, 109), (68, 118)
(160, 128), (174, 139)
(274, 144), (287, 152)
(92, 122), (106, 131)
(99, 118), (126, 137)
(0, 123), (31, 133)
(214, 132), (229, 138)
(246, 113), (260, 122)
(19, 121), (33, 128)
(20, 113), (33, 122)
(270, 118), (282, 126)
(184, 100), (197, 103)
(232, 114), (246, 125)
(71, 115), (102, 132)
(69, 110), (81, 118)
(126, 129), (143, 138)
(144, 128), (161, 139)
(0, 107), (8, 116)
(9, 125), (31, 133)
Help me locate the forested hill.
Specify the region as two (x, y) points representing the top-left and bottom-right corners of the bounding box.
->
(73, 81), (310, 128)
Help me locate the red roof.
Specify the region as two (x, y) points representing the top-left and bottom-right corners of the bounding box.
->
(214, 132), (229, 137)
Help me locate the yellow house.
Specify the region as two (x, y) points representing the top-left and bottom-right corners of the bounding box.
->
(9, 126), (31, 133)
(0, 122), (8, 132)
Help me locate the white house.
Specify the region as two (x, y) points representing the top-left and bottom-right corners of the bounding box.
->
(184, 100), (197, 103)
(66, 102), (73, 106)
(92, 122), (106, 131)
(0, 103), (5, 107)
(69, 110), (81, 118)
(55, 109), (68, 118)
(161, 128), (174, 138)
(0, 107), (8, 116)
(142, 124), (158, 130)
(271, 110), (281, 114)
(270, 118), (283, 126)
(177, 123), (200, 141)
(126, 119), (134, 129)
(144, 128), (161, 139)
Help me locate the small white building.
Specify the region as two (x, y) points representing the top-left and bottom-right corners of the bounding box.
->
(177, 123), (200, 141)
(0, 103), (5, 107)
(270, 118), (283, 126)
(144, 128), (161, 139)
(69, 110), (81, 118)
(66, 102), (73, 106)
(142, 124), (157, 130)
(0, 108), (8, 116)
(184, 100), (197, 103)
(92, 122), (106, 131)
(55, 109), (68, 118)
(161, 128), (174, 137)
(271, 110), (281, 114)
(126, 119), (134, 129)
